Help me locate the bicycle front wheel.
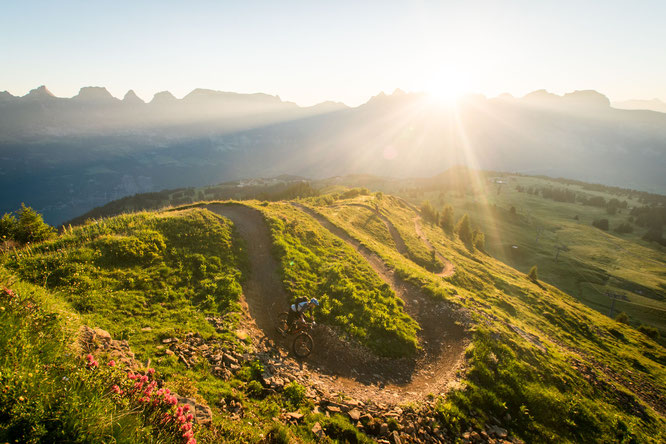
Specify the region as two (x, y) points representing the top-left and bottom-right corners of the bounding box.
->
(293, 333), (314, 358)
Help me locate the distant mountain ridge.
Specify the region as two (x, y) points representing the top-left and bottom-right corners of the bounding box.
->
(613, 98), (666, 113)
(1, 85), (665, 224)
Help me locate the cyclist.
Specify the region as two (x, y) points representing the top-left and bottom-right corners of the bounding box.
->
(286, 297), (319, 333)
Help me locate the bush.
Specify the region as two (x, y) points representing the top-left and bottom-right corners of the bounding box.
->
(592, 219), (609, 231)
(283, 382), (306, 406)
(614, 312), (629, 324)
(637, 324), (660, 339)
(614, 223), (633, 234)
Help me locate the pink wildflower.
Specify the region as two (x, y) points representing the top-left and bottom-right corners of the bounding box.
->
(181, 422), (192, 431)
(107, 360), (116, 367)
(183, 430), (194, 439)
(176, 406), (184, 416)
(86, 354), (94, 362)
(182, 404), (190, 413)
(178, 415), (187, 423)
(148, 367), (155, 375)
(187, 438), (196, 444)
(186, 413), (193, 422)
(111, 385), (121, 394)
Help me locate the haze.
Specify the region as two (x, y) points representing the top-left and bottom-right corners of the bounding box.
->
(2, 0), (666, 106)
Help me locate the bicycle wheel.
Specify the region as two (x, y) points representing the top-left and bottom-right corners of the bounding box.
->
(293, 333), (314, 358)
(276, 312), (289, 336)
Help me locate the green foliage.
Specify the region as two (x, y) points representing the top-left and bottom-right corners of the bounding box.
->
(420, 200), (438, 224)
(637, 324), (660, 340)
(1, 204), (54, 245)
(528, 265), (538, 282)
(456, 214), (473, 245)
(0, 279), (195, 443)
(473, 229), (486, 251)
(592, 218), (609, 231)
(615, 312), (629, 324)
(283, 381), (306, 407)
(439, 205), (454, 232)
(258, 203), (419, 357)
(615, 223), (634, 234)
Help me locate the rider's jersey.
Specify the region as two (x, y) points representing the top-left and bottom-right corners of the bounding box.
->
(290, 301), (310, 313)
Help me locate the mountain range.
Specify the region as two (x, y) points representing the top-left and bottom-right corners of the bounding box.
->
(1, 86), (665, 224)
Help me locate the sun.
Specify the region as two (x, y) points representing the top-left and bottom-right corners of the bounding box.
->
(421, 69), (473, 105)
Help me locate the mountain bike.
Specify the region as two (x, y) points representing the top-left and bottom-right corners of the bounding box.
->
(276, 312), (315, 358)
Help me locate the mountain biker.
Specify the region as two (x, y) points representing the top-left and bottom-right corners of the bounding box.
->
(286, 297), (319, 333)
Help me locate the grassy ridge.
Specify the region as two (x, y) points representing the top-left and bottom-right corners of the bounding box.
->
(1, 207), (374, 443)
(248, 201), (420, 357)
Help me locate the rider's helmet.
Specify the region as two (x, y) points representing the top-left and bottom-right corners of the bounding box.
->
(310, 298), (319, 306)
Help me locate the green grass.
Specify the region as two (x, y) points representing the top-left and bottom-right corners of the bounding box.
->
(2, 191), (665, 443)
(302, 190), (666, 443)
(404, 175), (666, 340)
(247, 201), (420, 357)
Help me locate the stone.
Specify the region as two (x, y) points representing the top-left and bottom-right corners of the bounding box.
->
(488, 425), (508, 439)
(287, 411), (304, 422)
(311, 422), (324, 438)
(141, 327), (152, 332)
(327, 405), (342, 414)
(348, 408), (361, 421)
(165, 349), (174, 356)
(390, 430), (402, 444)
(380, 423), (390, 436)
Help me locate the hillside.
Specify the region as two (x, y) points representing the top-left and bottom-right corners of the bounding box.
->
(2, 194), (665, 442)
(2, 88), (666, 225)
(71, 170), (666, 342)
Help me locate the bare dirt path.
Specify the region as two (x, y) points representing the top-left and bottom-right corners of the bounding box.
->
(207, 203), (468, 404)
(291, 203), (469, 402)
(413, 218), (455, 278)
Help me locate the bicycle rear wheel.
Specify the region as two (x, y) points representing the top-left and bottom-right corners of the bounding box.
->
(293, 333), (314, 358)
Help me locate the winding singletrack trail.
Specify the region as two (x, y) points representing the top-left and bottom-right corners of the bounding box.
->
(208, 203), (468, 404)
(413, 218), (455, 278)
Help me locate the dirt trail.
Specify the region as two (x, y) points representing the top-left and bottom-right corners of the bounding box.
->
(207, 203), (468, 404)
(291, 203), (469, 401)
(413, 218), (455, 278)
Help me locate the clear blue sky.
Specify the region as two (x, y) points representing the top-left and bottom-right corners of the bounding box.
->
(1, 0), (664, 106)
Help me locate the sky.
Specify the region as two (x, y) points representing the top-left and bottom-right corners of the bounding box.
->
(1, 0), (665, 106)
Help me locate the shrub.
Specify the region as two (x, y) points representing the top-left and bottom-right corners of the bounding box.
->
(614, 223), (633, 234)
(592, 219), (609, 231)
(528, 265), (538, 282)
(614, 312), (629, 324)
(283, 381), (306, 407)
(637, 324), (659, 339)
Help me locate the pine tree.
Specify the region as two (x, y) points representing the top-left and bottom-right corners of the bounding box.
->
(439, 205), (454, 232)
(13, 204), (55, 244)
(528, 265), (538, 282)
(456, 214), (473, 245)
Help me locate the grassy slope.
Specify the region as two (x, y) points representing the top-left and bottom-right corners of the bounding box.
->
(305, 192), (666, 443)
(409, 174), (666, 339)
(246, 201), (420, 357)
(2, 197), (665, 443)
(0, 206), (393, 443)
